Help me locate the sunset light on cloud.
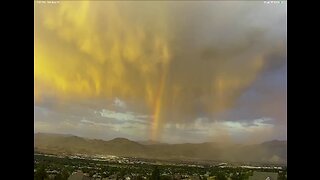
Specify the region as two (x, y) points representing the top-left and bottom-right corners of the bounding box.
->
(34, 1), (286, 144)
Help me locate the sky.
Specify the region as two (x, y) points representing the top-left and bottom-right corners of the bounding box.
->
(34, 1), (287, 144)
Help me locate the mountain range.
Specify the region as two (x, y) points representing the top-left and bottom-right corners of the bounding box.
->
(34, 133), (287, 164)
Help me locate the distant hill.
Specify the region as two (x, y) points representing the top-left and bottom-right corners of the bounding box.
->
(138, 139), (164, 145)
(34, 133), (287, 164)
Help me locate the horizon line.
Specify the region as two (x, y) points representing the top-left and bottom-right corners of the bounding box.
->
(34, 131), (287, 145)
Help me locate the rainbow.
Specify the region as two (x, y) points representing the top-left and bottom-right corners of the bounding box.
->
(150, 64), (168, 141)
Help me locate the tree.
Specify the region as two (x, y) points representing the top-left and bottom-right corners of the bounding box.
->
(151, 166), (160, 180)
(230, 172), (246, 180)
(61, 169), (70, 180)
(54, 173), (63, 180)
(132, 174), (144, 180)
(53, 169), (69, 180)
(89, 171), (95, 177)
(34, 165), (48, 180)
(215, 171), (227, 180)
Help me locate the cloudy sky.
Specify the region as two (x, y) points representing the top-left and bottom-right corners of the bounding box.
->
(34, 1), (287, 144)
